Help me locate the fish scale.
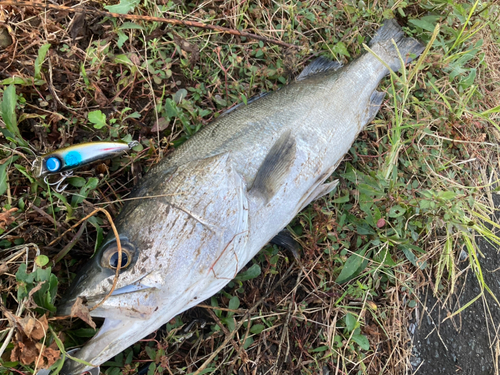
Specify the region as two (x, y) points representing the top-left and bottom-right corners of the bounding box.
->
(48, 19), (424, 375)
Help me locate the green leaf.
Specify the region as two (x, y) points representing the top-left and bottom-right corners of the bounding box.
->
(71, 328), (98, 338)
(235, 264), (261, 281)
(332, 193), (349, 203)
(437, 191), (456, 200)
(1, 77), (32, 85)
(164, 98), (178, 119)
(356, 223), (376, 235)
(309, 345), (329, 353)
(117, 31), (128, 49)
(34, 43), (51, 80)
(408, 18), (438, 33)
(333, 41), (350, 57)
(228, 296), (240, 311)
(400, 245), (417, 266)
(53, 191), (74, 220)
(345, 313), (357, 332)
(14, 163), (34, 183)
(0, 157), (12, 196)
(88, 216), (104, 252)
(336, 244), (369, 284)
(35, 255), (49, 267)
(67, 176), (87, 187)
(351, 334), (369, 350)
(250, 324), (265, 334)
(72, 177), (99, 207)
(388, 205), (406, 218)
(104, 0), (140, 14)
(221, 316), (236, 331)
(174, 88), (188, 104)
(88, 110), (107, 129)
(114, 54), (133, 65)
(374, 248), (397, 267)
(243, 336), (254, 349)
(1, 85), (19, 137)
(119, 22), (144, 30)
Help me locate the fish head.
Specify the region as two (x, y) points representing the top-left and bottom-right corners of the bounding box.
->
(57, 234), (163, 320)
(54, 154), (250, 374)
(55, 224), (203, 374)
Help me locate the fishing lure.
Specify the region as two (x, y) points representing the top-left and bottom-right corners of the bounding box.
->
(32, 141), (139, 192)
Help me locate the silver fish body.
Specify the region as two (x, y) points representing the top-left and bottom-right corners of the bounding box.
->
(55, 20), (423, 374)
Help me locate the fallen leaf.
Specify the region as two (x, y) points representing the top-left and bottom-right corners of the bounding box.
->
(151, 117), (169, 132)
(0, 207), (18, 230)
(18, 314), (48, 340)
(69, 13), (87, 39)
(172, 34), (199, 65)
(0, 262), (8, 276)
(31, 314), (49, 341)
(10, 332), (38, 365)
(19, 316), (37, 338)
(25, 280), (45, 309)
(35, 342), (61, 368)
(71, 296), (96, 329)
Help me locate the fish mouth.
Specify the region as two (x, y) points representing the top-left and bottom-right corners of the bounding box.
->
(56, 318), (138, 375)
(58, 279), (154, 312)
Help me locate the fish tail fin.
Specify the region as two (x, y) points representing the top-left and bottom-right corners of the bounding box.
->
(369, 19), (424, 72)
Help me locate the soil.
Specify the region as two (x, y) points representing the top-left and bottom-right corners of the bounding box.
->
(412, 194), (500, 374)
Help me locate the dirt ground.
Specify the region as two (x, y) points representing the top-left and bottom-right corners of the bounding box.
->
(412, 193), (500, 375)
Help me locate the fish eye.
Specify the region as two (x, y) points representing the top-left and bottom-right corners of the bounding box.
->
(109, 251), (129, 268)
(45, 156), (61, 172)
(101, 240), (135, 270)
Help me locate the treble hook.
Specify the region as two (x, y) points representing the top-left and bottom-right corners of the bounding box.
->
(43, 170), (73, 193)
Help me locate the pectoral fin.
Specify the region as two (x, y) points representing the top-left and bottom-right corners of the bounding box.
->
(251, 130), (296, 203)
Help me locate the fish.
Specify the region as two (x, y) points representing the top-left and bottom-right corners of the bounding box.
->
(52, 19), (423, 374)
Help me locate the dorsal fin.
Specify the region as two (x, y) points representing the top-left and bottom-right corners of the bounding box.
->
(219, 92), (269, 118)
(296, 57), (343, 81)
(251, 130), (296, 203)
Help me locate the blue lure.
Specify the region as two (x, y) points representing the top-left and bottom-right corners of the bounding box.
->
(32, 141), (139, 192)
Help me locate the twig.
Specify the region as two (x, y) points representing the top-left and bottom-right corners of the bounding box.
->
(192, 264), (295, 375)
(47, 207), (122, 311)
(197, 304), (245, 313)
(227, 314), (252, 374)
(2, 1), (300, 49)
(206, 308), (244, 361)
(0, 301), (23, 359)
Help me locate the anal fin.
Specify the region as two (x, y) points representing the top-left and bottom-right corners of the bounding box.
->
(251, 130), (296, 204)
(299, 179), (339, 212)
(270, 229), (301, 260)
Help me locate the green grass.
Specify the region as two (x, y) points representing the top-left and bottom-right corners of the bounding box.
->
(1, 0), (500, 374)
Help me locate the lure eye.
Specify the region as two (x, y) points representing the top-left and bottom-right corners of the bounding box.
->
(45, 157), (61, 172)
(101, 240), (135, 270)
